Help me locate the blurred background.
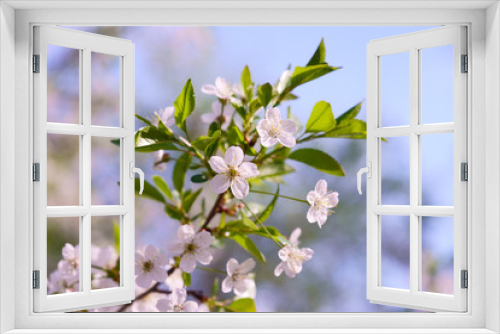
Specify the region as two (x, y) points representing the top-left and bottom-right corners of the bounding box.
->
(46, 26), (455, 312)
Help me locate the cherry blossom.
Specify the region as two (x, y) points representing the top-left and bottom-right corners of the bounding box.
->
(274, 228), (314, 278)
(306, 179), (339, 228)
(208, 146), (259, 199)
(201, 101), (235, 130)
(221, 258), (256, 296)
(277, 69), (292, 94)
(201, 77), (234, 102)
(59, 243), (80, 282)
(135, 245), (170, 288)
(153, 106), (175, 128)
(167, 225), (214, 273)
(256, 107), (298, 148)
(156, 288), (199, 312)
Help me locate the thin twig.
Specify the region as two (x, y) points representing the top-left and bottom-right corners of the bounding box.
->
(240, 199), (283, 248)
(250, 189), (309, 204)
(198, 192), (225, 232)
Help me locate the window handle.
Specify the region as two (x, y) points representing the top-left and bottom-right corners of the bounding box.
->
(357, 162), (372, 195)
(129, 162), (144, 195)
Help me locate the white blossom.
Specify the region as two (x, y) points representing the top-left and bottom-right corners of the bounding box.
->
(167, 225), (214, 273)
(201, 101), (235, 130)
(221, 258), (256, 296)
(59, 243), (79, 280)
(306, 179), (339, 228)
(135, 245), (170, 288)
(277, 69), (292, 94)
(232, 83), (246, 102)
(256, 107), (298, 148)
(201, 77), (234, 102)
(274, 228), (314, 278)
(208, 146), (259, 199)
(156, 288), (199, 312)
(153, 106), (175, 128)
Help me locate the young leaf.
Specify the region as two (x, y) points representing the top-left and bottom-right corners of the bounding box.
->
(135, 179), (165, 203)
(192, 131), (221, 151)
(137, 125), (172, 143)
(165, 204), (183, 220)
(336, 101), (362, 126)
(257, 83), (273, 108)
(289, 64), (339, 92)
(182, 272), (191, 287)
(135, 142), (179, 153)
(324, 119), (367, 139)
(258, 185), (279, 223)
(183, 188), (203, 213)
(152, 175), (173, 201)
(135, 113), (153, 126)
(227, 298), (256, 312)
(289, 148), (345, 176)
(173, 152), (192, 192)
(113, 221), (120, 253)
(229, 233), (266, 263)
(307, 38), (327, 66)
(241, 212), (259, 231)
(110, 138), (120, 147)
(174, 79), (196, 133)
(305, 101), (336, 133)
(241, 65), (253, 99)
(191, 174), (209, 183)
(227, 124), (244, 146)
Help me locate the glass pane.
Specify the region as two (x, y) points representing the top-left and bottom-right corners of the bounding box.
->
(421, 45), (454, 124)
(47, 44), (80, 124)
(380, 52), (410, 127)
(91, 52), (121, 127)
(47, 133), (80, 206)
(381, 136), (410, 205)
(421, 217), (454, 294)
(91, 216), (120, 290)
(47, 217), (80, 294)
(381, 215), (410, 290)
(91, 137), (121, 205)
(421, 133), (454, 206)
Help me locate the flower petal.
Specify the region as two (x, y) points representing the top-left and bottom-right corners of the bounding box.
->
(289, 228), (302, 247)
(179, 254), (197, 273)
(210, 174), (230, 194)
(156, 298), (173, 312)
(277, 70), (292, 94)
(326, 192), (339, 208)
(201, 112), (217, 124)
(256, 119), (271, 135)
(231, 177), (249, 199)
(178, 224), (195, 240)
(208, 156), (228, 174)
(150, 268), (167, 283)
(144, 244), (159, 260)
(221, 276), (234, 293)
(156, 254), (171, 266)
(239, 162), (259, 178)
(233, 279), (253, 296)
(195, 249), (213, 265)
(301, 247), (314, 261)
(280, 119), (298, 134)
(315, 179), (328, 196)
(183, 301), (199, 313)
(225, 146), (244, 167)
(260, 136), (279, 148)
(193, 231), (214, 249)
(173, 287), (187, 305)
(135, 273), (153, 289)
(201, 84), (217, 95)
(239, 258), (256, 274)
(277, 131), (296, 148)
(166, 241), (184, 255)
(274, 262), (286, 277)
(307, 206), (318, 223)
(278, 245), (292, 262)
(266, 107), (281, 124)
(62, 243), (75, 260)
(226, 258), (239, 276)
(306, 190), (320, 205)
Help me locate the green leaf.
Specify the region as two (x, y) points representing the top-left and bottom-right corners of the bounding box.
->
(136, 179), (165, 203)
(135, 113), (152, 126)
(324, 119), (367, 139)
(183, 188), (202, 213)
(110, 138), (120, 147)
(307, 38), (327, 66)
(152, 175), (173, 201)
(192, 131), (220, 151)
(191, 174), (208, 183)
(182, 272), (191, 287)
(241, 65), (253, 99)
(305, 101), (336, 133)
(336, 102), (362, 126)
(212, 277), (220, 296)
(135, 142), (179, 153)
(227, 298), (256, 312)
(174, 79), (196, 133)
(257, 83), (273, 108)
(241, 212), (259, 230)
(289, 64), (339, 92)
(137, 125), (172, 143)
(229, 233), (266, 263)
(113, 221), (120, 253)
(204, 137), (220, 158)
(258, 185), (279, 223)
(227, 124), (244, 146)
(258, 162), (295, 181)
(165, 204), (183, 220)
(289, 148), (345, 176)
(173, 152), (192, 192)
(253, 226), (286, 241)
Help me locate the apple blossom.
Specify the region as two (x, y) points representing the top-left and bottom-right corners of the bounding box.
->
(153, 106), (175, 128)
(201, 77), (234, 102)
(135, 245), (170, 288)
(307, 179), (339, 228)
(277, 69), (292, 94)
(201, 101), (235, 130)
(256, 107), (298, 148)
(221, 258), (256, 296)
(208, 146), (259, 199)
(167, 225), (214, 273)
(156, 288), (199, 312)
(274, 228), (314, 278)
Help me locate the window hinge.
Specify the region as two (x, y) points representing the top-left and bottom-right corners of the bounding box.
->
(461, 54), (468, 73)
(33, 54), (40, 73)
(461, 162), (468, 181)
(33, 163), (40, 182)
(461, 270), (468, 289)
(33, 270), (40, 289)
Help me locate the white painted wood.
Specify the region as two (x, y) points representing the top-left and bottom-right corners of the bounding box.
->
(366, 26), (468, 312)
(33, 25), (135, 312)
(6, 5), (491, 333)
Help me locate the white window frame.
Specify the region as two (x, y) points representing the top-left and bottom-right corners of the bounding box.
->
(1, 1), (499, 333)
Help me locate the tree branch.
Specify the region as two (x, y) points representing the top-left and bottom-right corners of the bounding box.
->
(198, 192), (225, 232)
